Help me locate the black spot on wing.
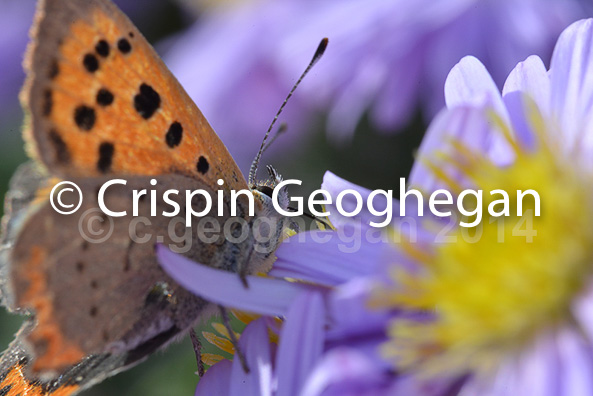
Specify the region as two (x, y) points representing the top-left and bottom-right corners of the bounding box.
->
(165, 122), (183, 148)
(197, 156), (209, 174)
(49, 60), (59, 79)
(97, 142), (115, 173)
(124, 240), (133, 272)
(42, 89), (52, 116)
(0, 384), (12, 396)
(118, 38), (132, 54)
(95, 40), (110, 57)
(96, 88), (114, 106)
(134, 83), (160, 119)
(74, 105), (96, 131)
(49, 129), (70, 164)
(83, 53), (99, 73)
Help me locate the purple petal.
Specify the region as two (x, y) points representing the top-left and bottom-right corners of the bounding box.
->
(325, 278), (392, 342)
(229, 319), (274, 396)
(157, 245), (306, 317)
(502, 55), (551, 150)
(550, 18), (593, 159)
(300, 347), (392, 396)
(369, 50), (423, 131)
(444, 56), (508, 120)
(326, 62), (383, 142)
(502, 55), (551, 116)
(321, 171), (401, 228)
(502, 91), (539, 151)
(271, 231), (397, 286)
(391, 374), (466, 396)
(460, 333), (562, 396)
(572, 285), (593, 341)
(195, 359), (232, 396)
(276, 292), (325, 396)
(444, 56), (515, 165)
(318, 173), (451, 248)
(409, 106), (513, 192)
(513, 333), (562, 396)
(461, 360), (522, 396)
(556, 328), (593, 396)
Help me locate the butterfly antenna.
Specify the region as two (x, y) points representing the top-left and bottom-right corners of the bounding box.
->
(262, 123), (288, 154)
(248, 38), (329, 188)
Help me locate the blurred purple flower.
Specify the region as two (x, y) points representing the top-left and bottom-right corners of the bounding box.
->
(164, 0), (591, 163)
(0, 0), (35, 118)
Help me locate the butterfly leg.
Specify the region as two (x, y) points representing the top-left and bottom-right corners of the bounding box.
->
(189, 328), (204, 377)
(239, 273), (249, 288)
(219, 305), (250, 373)
(239, 250), (252, 288)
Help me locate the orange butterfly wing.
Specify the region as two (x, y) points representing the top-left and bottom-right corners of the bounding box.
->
(0, 357), (78, 396)
(4, 0), (252, 379)
(22, 0), (246, 192)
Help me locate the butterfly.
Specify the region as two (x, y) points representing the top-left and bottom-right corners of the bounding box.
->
(0, 0), (327, 394)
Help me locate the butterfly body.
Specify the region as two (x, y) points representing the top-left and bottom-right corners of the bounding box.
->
(0, 0), (292, 393)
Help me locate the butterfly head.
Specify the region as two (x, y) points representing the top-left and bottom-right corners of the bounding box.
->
(251, 165), (289, 215)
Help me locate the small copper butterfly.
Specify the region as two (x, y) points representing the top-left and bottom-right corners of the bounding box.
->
(0, 0), (327, 394)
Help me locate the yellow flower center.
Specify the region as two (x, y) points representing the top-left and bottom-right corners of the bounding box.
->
(372, 107), (593, 379)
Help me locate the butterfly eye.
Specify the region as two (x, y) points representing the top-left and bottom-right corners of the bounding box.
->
(257, 186), (275, 198)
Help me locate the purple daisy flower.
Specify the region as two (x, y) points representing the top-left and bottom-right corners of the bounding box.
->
(159, 17), (593, 395)
(378, 17), (593, 394)
(163, 0), (591, 155)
